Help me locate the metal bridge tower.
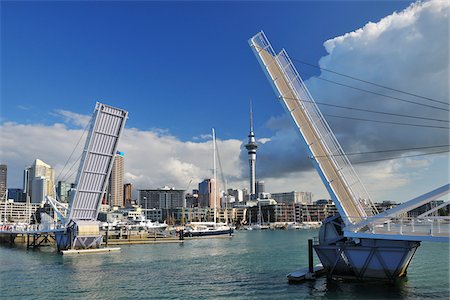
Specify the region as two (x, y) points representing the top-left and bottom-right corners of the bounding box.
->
(249, 31), (449, 281)
(54, 102), (128, 250)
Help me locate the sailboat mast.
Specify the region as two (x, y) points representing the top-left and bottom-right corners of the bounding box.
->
(212, 128), (217, 225)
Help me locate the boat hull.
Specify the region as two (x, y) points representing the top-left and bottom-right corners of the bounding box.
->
(184, 228), (233, 237)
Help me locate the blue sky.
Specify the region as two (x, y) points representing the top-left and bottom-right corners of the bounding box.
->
(1, 1), (448, 202)
(2, 1), (413, 140)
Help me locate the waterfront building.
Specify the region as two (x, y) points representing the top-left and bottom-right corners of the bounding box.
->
(271, 191), (313, 205)
(139, 187), (186, 210)
(247, 205), (275, 224)
(7, 188), (24, 202)
(145, 208), (164, 222)
(198, 179), (219, 208)
(25, 159), (55, 202)
(245, 101), (258, 200)
(0, 164), (6, 201)
(185, 207), (209, 223)
(374, 201), (398, 212)
(109, 151), (124, 208)
(0, 201), (41, 223)
(56, 181), (72, 203)
(274, 204), (296, 223)
(407, 200), (448, 217)
(294, 200), (337, 223)
(123, 183), (132, 207)
(233, 206), (247, 224)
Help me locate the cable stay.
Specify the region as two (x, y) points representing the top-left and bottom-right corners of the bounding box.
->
(313, 144), (450, 158)
(298, 70), (450, 112)
(324, 114), (450, 129)
(291, 57), (449, 106)
(283, 96), (449, 123)
(350, 150), (449, 165)
(55, 116), (93, 183)
(312, 149), (449, 165)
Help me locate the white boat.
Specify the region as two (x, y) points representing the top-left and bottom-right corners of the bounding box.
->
(101, 211), (168, 231)
(127, 213), (168, 230)
(250, 223), (270, 230)
(183, 222), (233, 237)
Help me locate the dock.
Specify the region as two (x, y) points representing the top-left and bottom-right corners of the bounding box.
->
(287, 264), (326, 283)
(105, 238), (183, 245)
(62, 247), (121, 255)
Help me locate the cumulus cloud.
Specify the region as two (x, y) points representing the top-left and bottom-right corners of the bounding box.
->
(244, 0), (449, 198)
(52, 109), (92, 128)
(0, 118), (244, 194)
(1, 1), (448, 203)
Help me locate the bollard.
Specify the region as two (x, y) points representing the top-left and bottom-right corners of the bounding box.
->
(308, 239), (314, 274)
(179, 229), (184, 240)
(106, 225), (109, 248)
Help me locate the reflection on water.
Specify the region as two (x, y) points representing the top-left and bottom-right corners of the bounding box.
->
(1, 230), (448, 299)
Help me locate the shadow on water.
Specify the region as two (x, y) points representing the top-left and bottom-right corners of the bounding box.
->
(287, 276), (410, 299)
(322, 277), (409, 299)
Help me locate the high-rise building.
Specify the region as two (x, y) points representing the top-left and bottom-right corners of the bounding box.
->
(56, 181), (72, 203)
(7, 188), (24, 202)
(31, 176), (46, 203)
(139, 187), (186, 210)
(109, 151), (124, 208)
(256, 180), (265, 196)
(245, 101), (258, 199)
(23, 169), (29, 202)
(26, 159), (55, 202)
(0, 164), (7, 201)
(227, 188), (244, 203)
(198, 179), (219, 208)
(124, 183), (132, 206)
(271, 191), (313, 205)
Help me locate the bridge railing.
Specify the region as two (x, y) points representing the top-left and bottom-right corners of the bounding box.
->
(344, 215), (450, 237)
(0, 222), (65, 233)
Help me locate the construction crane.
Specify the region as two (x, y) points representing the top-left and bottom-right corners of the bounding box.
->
(249, 31), (449, 281)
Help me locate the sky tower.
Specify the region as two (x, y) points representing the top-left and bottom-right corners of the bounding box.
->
(245, 100), (258, 199)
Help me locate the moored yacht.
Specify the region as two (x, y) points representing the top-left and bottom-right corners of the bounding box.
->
(183, 222), (233, 237)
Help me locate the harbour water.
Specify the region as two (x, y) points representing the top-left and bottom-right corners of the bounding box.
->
(1, 230), (449, 299)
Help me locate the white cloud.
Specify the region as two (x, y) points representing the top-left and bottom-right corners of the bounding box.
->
(242, 0), (449, 200)
(17, 105), (32, 111)
(53, 109), (92, 128)
(1, 1), (448, 204)
(0, 120), (244, 195)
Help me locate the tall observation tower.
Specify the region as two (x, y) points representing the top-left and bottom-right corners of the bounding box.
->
(245, 101), (258, 199)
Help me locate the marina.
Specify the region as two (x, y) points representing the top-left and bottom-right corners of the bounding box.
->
(1, 1), (449, 299)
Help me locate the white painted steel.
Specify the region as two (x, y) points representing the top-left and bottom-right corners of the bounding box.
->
(67, 103), (128, 222)
(346, 184), (450, 232)
(249, 31), (377, 225)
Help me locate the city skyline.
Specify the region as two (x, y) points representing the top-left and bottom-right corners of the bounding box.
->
(1, 1), (448, 203)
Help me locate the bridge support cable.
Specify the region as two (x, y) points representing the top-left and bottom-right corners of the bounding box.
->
(249, 31), (377, 225)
